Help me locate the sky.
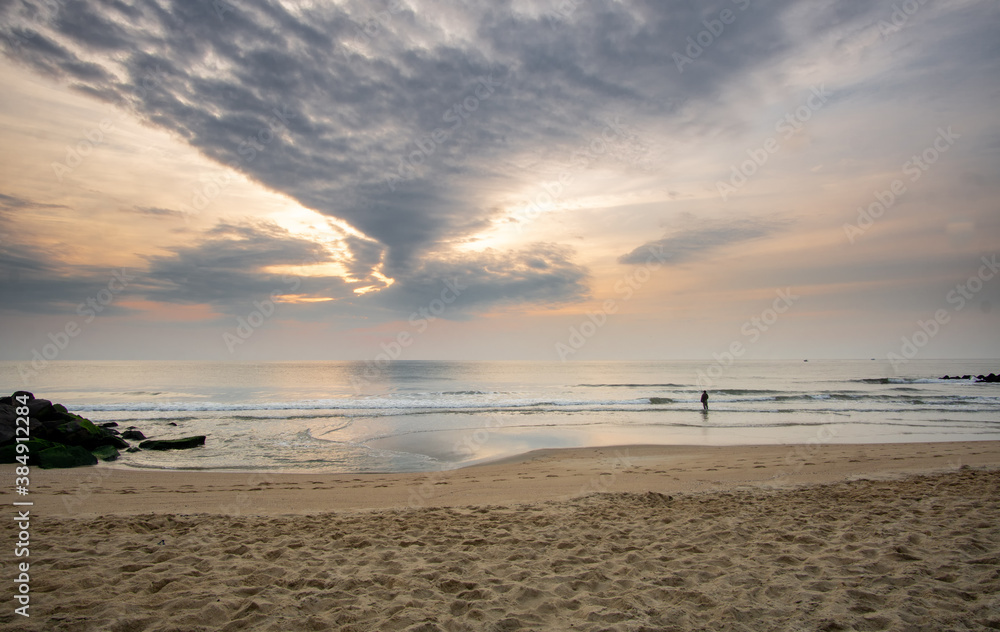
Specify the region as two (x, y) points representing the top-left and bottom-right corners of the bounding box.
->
(0, 0), (998, 365)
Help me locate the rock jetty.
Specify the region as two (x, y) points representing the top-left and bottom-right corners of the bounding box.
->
(0, 391), (207, 468)
(940, 373), (999, 382)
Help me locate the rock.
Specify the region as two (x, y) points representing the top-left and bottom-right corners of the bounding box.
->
(26, 399), (56, 421)
(940, 373), (998, 382)
(0, 392), (129, 467)
(100, 422), (119, 428)
(51, 417), (103, 446)
(138, 436), (206, 451)
(41, 414), (128, 450)
(100, 435), (130, 449)
(0, 391), (35, 405)
(37, 445), (99, 469)
(0, 405), (15, 444)
(91, 445), (120, 462)
(0, 440), (56, 465)
(121, 429), (146, 441)
(126, 447), (141, 453)
(168, 422), (178, 426)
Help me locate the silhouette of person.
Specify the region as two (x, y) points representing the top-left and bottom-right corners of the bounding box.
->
(700, 390), (709, 410)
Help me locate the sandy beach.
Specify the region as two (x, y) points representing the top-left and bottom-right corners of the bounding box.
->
(3, 441), (999, 630)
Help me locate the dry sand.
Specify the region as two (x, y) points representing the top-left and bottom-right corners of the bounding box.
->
(2, 441), (999, 631)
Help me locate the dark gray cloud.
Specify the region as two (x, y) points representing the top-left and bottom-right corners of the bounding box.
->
(0, 193), (67, 295)
(0, 0), (850, 266)
(374, 243), (590, 315)
(618, 219), (782, 266)
(141, 223), (589, 318)
(141, 220), (348, 309)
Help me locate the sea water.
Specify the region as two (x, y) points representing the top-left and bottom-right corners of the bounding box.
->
(1, 359), (998, 473)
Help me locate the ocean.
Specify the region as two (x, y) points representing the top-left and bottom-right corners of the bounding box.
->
(2, 359), (998, 473)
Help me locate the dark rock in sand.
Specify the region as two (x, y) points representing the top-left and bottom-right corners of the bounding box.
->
(38, 444), (98, 469)
(100, 422), (119, 428)
(0, 391), (35, 406)
(139, 436), (206, 451)
(0, 406), (15, 444)
(126, 447), (141, 453)
(121, 429), (146, 441)
(0, 440), (56, 465)
(91, 445), (120, 462)
(26, 398), (56, 421)
(0, 392), (140, 467)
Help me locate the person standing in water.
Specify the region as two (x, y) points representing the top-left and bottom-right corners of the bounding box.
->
(701, 390), (709, 410)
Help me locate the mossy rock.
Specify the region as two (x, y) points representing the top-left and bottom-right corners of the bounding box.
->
(91, 445), (120, 462)
(38, 445), (98, 469)
(56, 415), (102, 436)
(138, 436), (206, 450)
(0, 440), (56, 465)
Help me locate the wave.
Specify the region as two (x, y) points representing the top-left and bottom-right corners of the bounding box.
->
(72, 394), (999, 417)
(853, 377), (964, 384)
(577, 383), (688, 388)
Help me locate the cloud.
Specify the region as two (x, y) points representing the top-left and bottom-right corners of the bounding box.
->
(0, 193), (71, 303)
(374, 243), (590, 314)
(0, 0), (877, 270)
(138, 221), (589, 318)
(618, 218), (783, 266)
(2, 0), (995, 337)
(141, 220), (350, 309)
(134, 205), (185, 219)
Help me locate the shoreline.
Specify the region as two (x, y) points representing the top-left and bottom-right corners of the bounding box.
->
(5, 440), (999, 517)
